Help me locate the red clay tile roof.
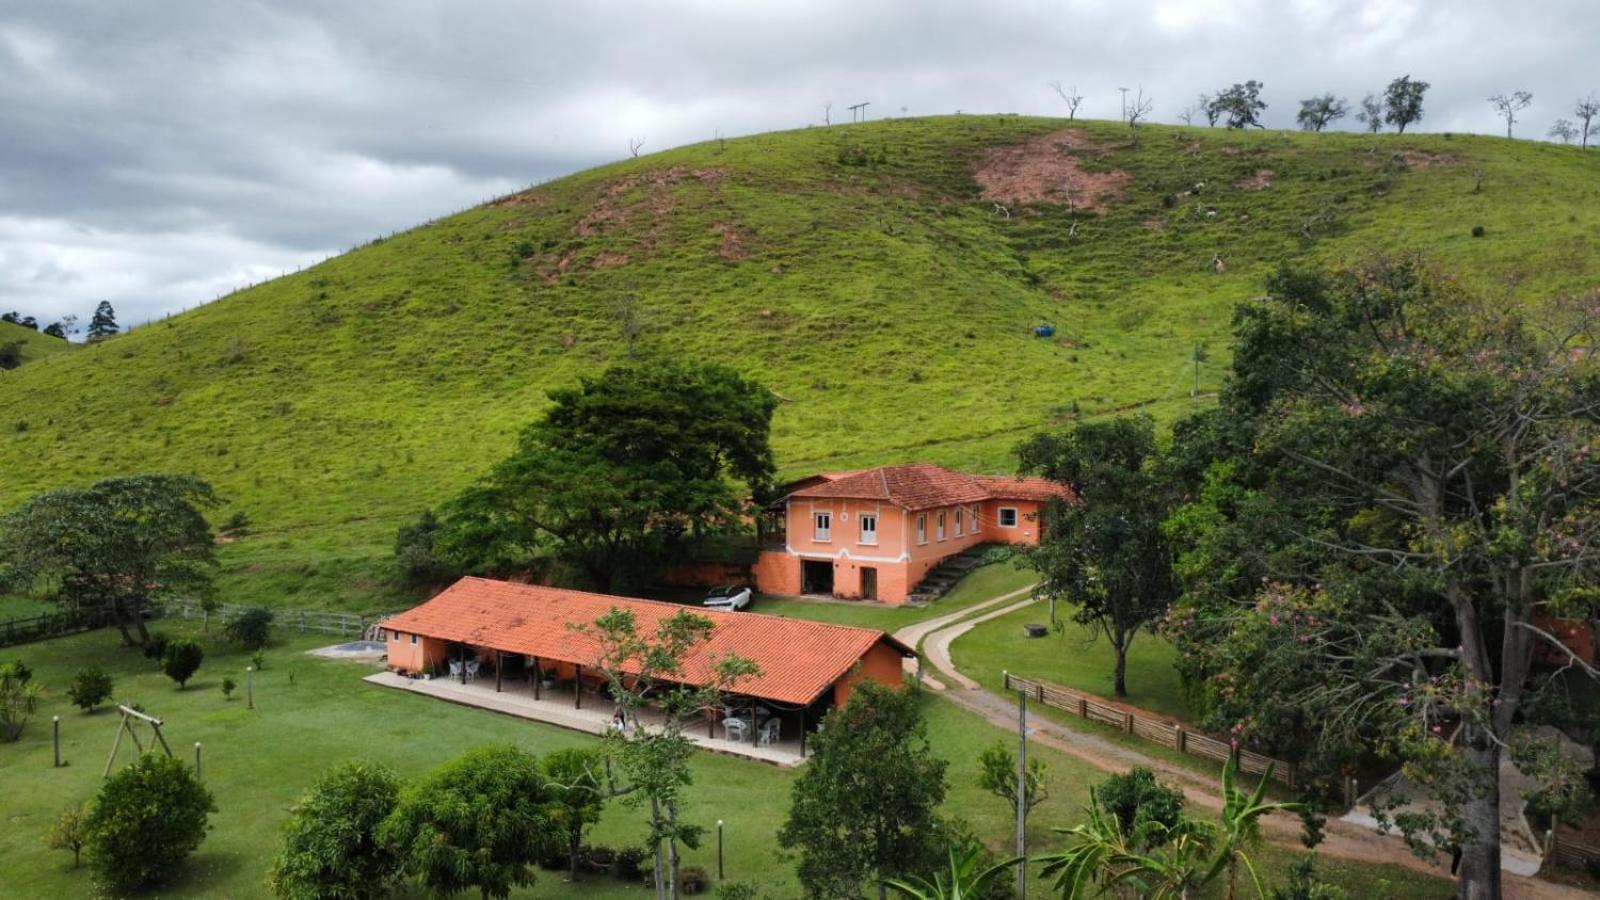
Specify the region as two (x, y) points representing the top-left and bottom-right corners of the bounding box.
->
(382, 577), (913, 706)
(787, 463), (1073, 510)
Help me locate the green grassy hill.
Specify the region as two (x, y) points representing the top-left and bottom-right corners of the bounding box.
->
(3, 116), (1598, 611)
(0, 320), (74, 370)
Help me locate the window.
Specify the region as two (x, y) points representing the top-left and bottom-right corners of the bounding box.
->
(814, 512), (832, 541)
(378, 628), (387, 641)
(409, 633), (418, 645)
(954, 507), (964, 536)
(860, 514), (877, 545)
(971, 505), (982, 532)
(998, 507), (1019, 528)
(936, 511), (947, 541)
(916, 514), (927, 544)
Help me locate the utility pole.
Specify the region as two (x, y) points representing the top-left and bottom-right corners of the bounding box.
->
(1010, 671), (1028, 899)
(848, 101), (871, 122)
(1118, 87), (1130, 123)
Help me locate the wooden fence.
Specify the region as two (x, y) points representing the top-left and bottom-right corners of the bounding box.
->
(0, 608), (112, 648)
(1004, 673), (1298, 789)
(160, 599), (390, 639)
(1549, 832), (1600, 871)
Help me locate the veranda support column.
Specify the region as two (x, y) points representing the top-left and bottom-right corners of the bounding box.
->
(459, 645), (466, 685)
(533, 656), (541, 700)
(495, 652), (503, 693)
(575, 664), (582, 709)
(749, 697), (757, 746)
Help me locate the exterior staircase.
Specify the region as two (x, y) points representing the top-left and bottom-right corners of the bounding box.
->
(908, 547), (988, 604)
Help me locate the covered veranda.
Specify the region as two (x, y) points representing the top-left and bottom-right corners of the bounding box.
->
(365, 654), (821, 766)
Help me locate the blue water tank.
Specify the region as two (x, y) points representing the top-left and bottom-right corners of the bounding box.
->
(1033, 324), (1055, 338)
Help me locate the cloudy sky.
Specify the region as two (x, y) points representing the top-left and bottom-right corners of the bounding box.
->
(2, 0), (1595, 331)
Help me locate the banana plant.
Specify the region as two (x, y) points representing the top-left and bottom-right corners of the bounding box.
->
(884, 845), (1020, 900)
(1203, 757), (1306, 900)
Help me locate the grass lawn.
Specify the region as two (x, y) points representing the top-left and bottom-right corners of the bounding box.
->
(744, 559), (1036, 633)
(952, 600), (1190, 720)
(0, 620), (1448, 898)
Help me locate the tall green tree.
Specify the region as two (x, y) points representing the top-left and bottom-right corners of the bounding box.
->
(439, 361), (776, 592)
(378, 744), (559, 900)
(1207, 81), (1268, 129)
(542, 747), (607, 883)
(1163, 256), (1600, 900)
(779, 681), (948, 900)
(578, 606), (757, 899)
(1383, 75), (1429, 132)
(1018, 417), (1180, 698)
(270, 761), (400, 900)
(0, 474), (219, 648)
(87, 300), (118, 341)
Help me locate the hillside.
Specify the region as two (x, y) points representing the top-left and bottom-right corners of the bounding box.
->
(0, 320), (74, 370)
(3, 116), (1599, 611)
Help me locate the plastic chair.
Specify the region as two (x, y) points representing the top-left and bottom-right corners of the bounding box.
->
(465, 660), (480, 681)
(448, 661), (463, 679)
(723, 717), (749, 742)
(759, 718), (781, 746)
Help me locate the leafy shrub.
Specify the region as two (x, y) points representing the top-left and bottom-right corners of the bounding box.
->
(252, 649), (267, 671)
(1270, 853), (1347, 900)
(68, 665), (115, 712)
(269, 761), (400, 900)
(1471, 224), (1486, 237)
(46, 802), (90, 868)
(716, 882), (765, 900)
(1096, 767), (1185, 847)
(394, 510), (453, 583)
(221, 677), (236, 700)
(614, 846), (650, 882)
(678, 864), (710, 895)
(86, 753), (215, 891)
(223, 607), (274, 650)
(0, 661), (40, 742)
(162, 639), (204, 688)
(219, 511), (251, 537)
(979, 545), (1015, 566)
(143, 633), (171, 663)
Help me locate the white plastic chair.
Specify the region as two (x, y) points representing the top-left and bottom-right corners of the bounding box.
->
(759, 718), (781, 746)
(723, 717), (749, 742)
(448, 661), (463, 679)
(465, 660), (480, 681)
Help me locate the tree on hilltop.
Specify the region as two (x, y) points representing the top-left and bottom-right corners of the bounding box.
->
(87, 301), (118, 341)
(1383, 75), (1428, 132)
(1207, 81), (1267, 129)
(1488, 90), (1534, 138)
(1575, 95), (1599, 149)
(1355, 93), (1385, 133)
(1296, 95), (1348, 132)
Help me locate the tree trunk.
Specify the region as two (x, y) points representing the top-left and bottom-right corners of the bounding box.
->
(650, 796), (667, 900)
(667, 799), (681, 900)
(569, 829), (581, 882)
(1112, 635), (1129, 698)
(1457, 733), (1503, 900)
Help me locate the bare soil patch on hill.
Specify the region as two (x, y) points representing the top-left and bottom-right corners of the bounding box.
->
(973, 129), (1130, 213)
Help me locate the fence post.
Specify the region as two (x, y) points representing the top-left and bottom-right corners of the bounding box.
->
(1176, 727), (1187, 754)
(1077, 697), (1087, 718)
(1125, 712), (1134, 735)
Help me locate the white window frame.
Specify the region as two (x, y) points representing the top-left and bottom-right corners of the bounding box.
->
(916, 513), (927, 545)
(814, 512), (832, 542)
(954, 507), (964, 536)
(971, 505), (982, 533)
(998, 507), (1019, 528)
(936, 511), (947, 541)
(409, 633), (418, 645)
(859, 514), (878, 545)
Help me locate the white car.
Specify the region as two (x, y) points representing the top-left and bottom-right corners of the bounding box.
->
(703, 584), (753, 611)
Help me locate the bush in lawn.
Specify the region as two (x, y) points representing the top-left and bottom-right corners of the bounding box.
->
(715, 882), (766, 900)
(162, 638), (204, 689)
(220, 676), (236, 699)
(0, 660), (41, 742)
(45, 802), (90, 868)
(252, 649), (267, 671)
(269, 761), (401, 900)
(68, 664), (115, 712)
(678, 864), (710, 895)
(1271, 853), (1347, 900)
(1096, 766), (1185, 847)
(614, 846), (650, 883)
(378, 744), (561, 899)
(143, 632), (170, 663)
(85, 753), (215, 891)
(223, 607), (274, 650)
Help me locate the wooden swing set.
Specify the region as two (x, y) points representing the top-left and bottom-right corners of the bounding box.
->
(103, 704), (173, 777)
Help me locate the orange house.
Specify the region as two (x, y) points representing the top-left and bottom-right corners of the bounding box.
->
(383, 577), (915, 712)
(753, 463), (1071, 604)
